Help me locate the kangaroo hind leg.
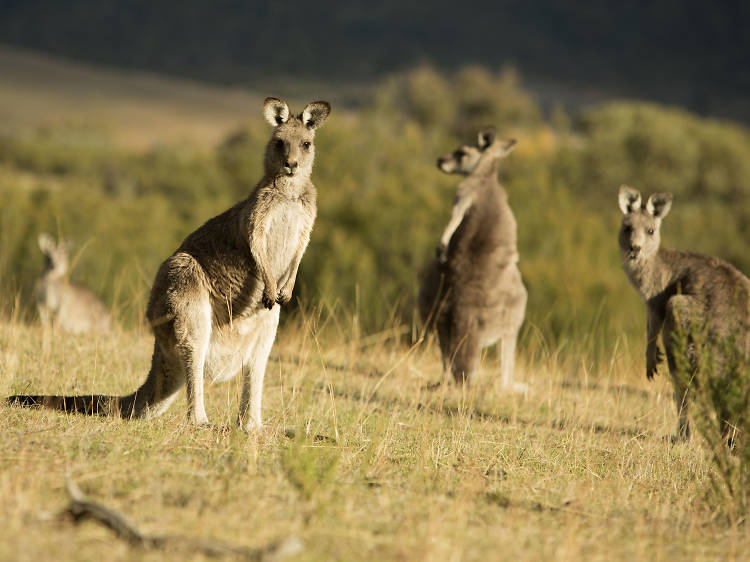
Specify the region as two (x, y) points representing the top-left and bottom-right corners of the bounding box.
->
(170, 294), (212, 426)
(500, 333), (527, 394)
(450, 317), (480, 386)
(238, 307), (280, 432)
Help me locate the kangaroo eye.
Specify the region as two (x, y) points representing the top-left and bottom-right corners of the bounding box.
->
(275, 139), (284, 150)
(302, 141), (311, 150)
(647, 228), (655, 235)
(454, 150), (465, 159)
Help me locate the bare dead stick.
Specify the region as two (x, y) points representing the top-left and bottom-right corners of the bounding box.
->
(62, 475), (302, 560)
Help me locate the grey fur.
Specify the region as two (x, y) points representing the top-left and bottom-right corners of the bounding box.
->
(419, 128), (527, 391)
(10, 98), (331, 431)
(618, 185), (750, 440)
(35, 233), (111, 334)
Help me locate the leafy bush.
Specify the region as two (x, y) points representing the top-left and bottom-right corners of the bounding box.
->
(671, 316), (750, 524)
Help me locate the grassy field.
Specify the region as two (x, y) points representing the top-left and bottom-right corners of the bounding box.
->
(2, 310), (747, 562)
(2, 45), (749, 561)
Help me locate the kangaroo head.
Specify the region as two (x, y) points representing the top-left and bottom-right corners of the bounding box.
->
(38, 232), (71, 277)
(618, 185), (673, 264)
(263, 97), (331, 179)
(437, 127), (516, 175)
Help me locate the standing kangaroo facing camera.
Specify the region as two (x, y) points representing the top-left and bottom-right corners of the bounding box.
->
(9, 98), (331, 431)
(419, 127), (528, 391)
(618, 185), (750, 441)
(35, 233), (111, 334)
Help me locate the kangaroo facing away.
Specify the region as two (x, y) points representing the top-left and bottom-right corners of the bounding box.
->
(618, 185), (750, 441)
(418, 127), (528, 391)
(9, 98), (331, 431)
(35, 233), (111, 334)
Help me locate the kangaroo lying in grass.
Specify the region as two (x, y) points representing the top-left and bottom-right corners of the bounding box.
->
(419, 127), (528, 391)
(618, 185), (750, 441)
(35, 233), (111, 334)
(8, 97), (330, 431)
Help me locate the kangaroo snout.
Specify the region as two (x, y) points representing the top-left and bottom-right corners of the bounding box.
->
(628, 244), (641, 259)
(284, 161), (298, 175)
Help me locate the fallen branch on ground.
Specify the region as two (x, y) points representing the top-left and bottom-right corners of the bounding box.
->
(61, 475), (303, 561)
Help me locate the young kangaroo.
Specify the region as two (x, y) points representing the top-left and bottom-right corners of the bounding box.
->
(618, 185), (750, 441)
(9, 98), (330, 431)
(35, 233), (111, 334)
(418, 127), (528, 391)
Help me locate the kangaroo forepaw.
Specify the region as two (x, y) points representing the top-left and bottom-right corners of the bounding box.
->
(646, 347), (665, 380)
(276, 291), (291, 306)
(262, 293), (276, 310)
(656, 347), (665, 364)
(436, 244), (448, 265)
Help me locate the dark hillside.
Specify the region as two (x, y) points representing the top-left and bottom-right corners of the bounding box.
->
(1, 1), (748, 120)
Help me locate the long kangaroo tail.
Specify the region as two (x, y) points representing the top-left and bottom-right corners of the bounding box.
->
(6, 390), (143, 418)
(418, 259), (450, 336)
(6, 343), (170, 419)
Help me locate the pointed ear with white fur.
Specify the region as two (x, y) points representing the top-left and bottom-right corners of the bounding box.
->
(499, 138), (517, 156)
(302, 101), (331, 130)
(38, 232), (56, 255)
(646, 192), (673, 219)
(263, 97), (290, 127)
(60, 239), (74, 256)
(477, 127), (496, 150)
(618, 185), (642, 215)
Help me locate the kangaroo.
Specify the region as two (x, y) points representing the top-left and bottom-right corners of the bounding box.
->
(8, 98), (331, 431)
(618, 185), (750, 441)
(418, 127), (528, 391)
(35, 233), (111, 334)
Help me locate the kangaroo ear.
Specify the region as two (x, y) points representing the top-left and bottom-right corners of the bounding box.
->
(646, 192), (673, 219)
(499, 138), (517, 156)
(263, 97), (290, 127)
(618, 185), (642, 215)
(38, 232), (56, 254)
(477, 127), (496, 150)
(60, 239), (74, 255)
(302, 101), (331, 130)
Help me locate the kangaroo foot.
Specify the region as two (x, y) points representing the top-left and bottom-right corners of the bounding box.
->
(502, 381), (529, 395)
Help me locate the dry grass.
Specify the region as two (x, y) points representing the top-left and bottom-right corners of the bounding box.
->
(2, 309), (748, 562)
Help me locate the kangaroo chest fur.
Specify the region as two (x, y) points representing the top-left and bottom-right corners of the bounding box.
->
(263, 197), (311, 276)
(450, 182), (519, 285)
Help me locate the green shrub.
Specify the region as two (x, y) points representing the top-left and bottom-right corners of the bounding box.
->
(671, 316), (750, 524)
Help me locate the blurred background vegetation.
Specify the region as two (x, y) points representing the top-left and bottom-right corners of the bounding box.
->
(1, 60), (749, 365)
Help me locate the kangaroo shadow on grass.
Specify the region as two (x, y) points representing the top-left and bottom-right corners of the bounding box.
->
(273, 354), (385, 378)
(559, 379), (651, 399)
(273, 353), (650, 439)
(317, 382), (649, 439)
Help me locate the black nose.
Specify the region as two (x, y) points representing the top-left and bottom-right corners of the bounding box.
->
(284, 161), (298, 173)
(436, 157), (445, 168)
(630, 245), (641, 253)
